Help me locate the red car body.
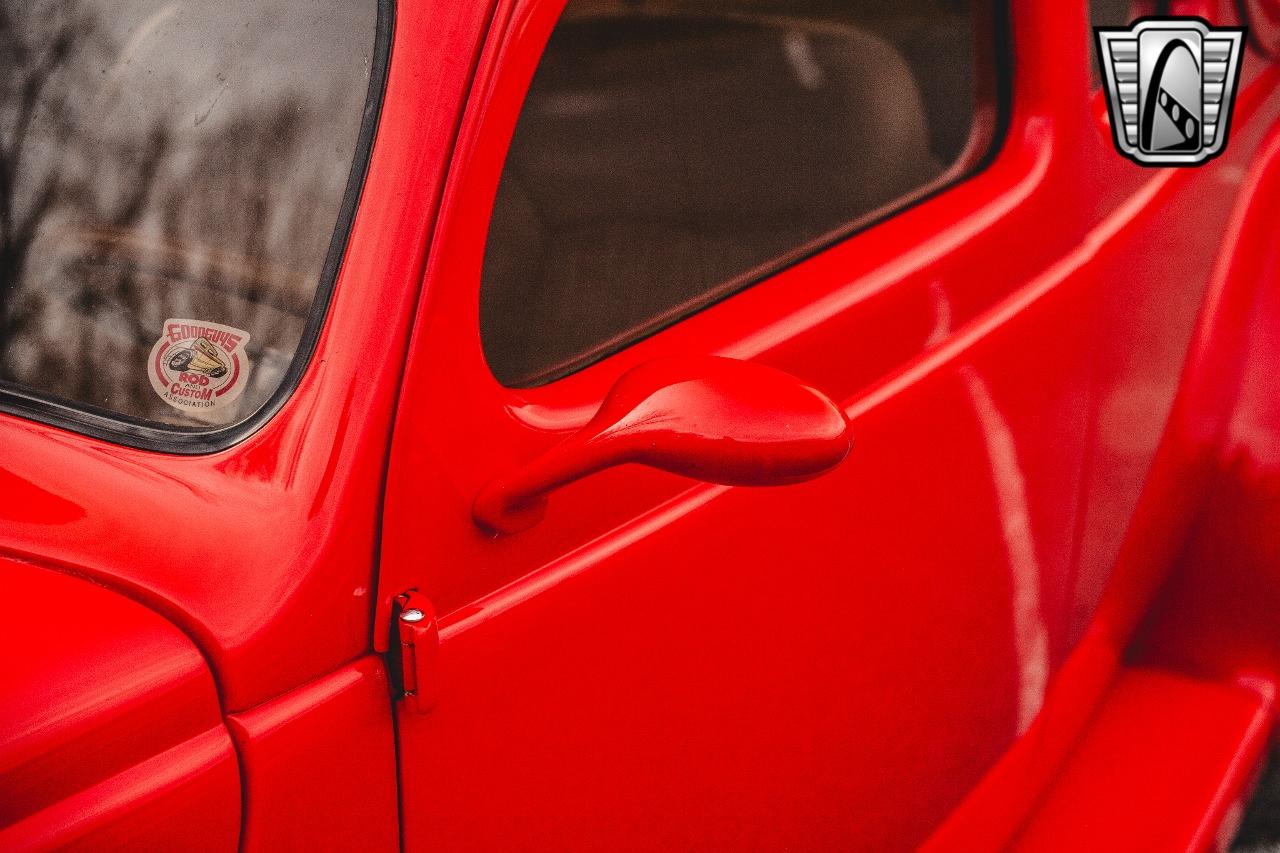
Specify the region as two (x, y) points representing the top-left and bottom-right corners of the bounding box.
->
(4, 0), (1280, 850)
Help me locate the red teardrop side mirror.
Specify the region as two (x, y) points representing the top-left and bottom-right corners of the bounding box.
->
(473, 356), (853, 534)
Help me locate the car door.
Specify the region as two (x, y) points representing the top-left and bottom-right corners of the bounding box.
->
(376, 0), (1274, 849)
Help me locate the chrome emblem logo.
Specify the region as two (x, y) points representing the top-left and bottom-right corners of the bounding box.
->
(1095, 18), (1246, 166)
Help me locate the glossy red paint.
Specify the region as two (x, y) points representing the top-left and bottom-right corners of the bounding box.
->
(1125, 113), (1280, 705)
(473, 356), (852, 534)
(1011, 669), (1274, 851)
(0, 558), (240, 851)
(1242, 0), (1280, 56)
(227, 657), (399, 853)
(924, 78), (1280, 851)
(0, 0), (493, 848)
(2, 0), (1280, 849)
(378, 0), (1280, 849)
(0, 0), (493, 716)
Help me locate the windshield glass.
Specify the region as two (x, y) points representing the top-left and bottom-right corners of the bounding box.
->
(0, 0), (380, 437)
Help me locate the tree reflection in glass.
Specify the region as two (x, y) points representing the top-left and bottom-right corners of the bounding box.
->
(0, 0), (377, 428)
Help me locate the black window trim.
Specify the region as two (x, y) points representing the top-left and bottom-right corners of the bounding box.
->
(0, 0), (395, 455)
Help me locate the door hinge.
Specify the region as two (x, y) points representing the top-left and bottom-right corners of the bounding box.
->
(390, 590), (439, 714)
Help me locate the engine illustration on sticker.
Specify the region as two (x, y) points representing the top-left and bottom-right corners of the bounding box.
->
(148, 319), (251, 414)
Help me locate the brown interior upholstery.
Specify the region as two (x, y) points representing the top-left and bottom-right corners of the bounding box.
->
(481, 12), (947, 386)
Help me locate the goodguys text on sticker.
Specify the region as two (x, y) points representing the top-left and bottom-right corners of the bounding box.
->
(147, 318), (252, 415)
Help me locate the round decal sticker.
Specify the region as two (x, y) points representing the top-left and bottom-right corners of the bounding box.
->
(148, 318), (251, 414)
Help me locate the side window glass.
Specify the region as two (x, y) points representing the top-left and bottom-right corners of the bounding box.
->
(481, 1), (1005, 388)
